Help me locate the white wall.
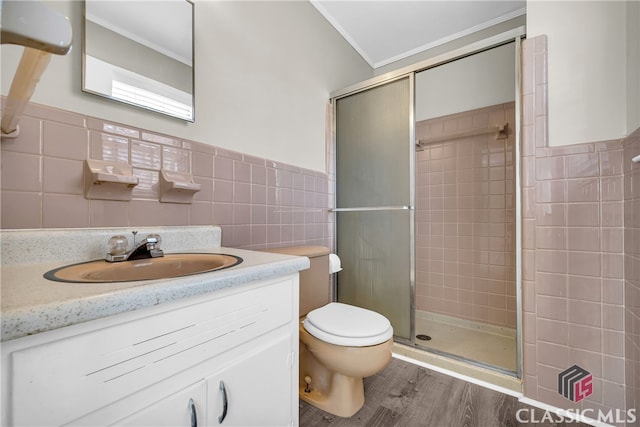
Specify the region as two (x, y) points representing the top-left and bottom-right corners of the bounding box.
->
(0, 0), (372, 173)
(415, 42), (515, 122)
(527, 1), (630, 146)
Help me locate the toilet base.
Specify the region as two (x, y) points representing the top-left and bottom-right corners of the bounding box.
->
(299, 372), (365, 418)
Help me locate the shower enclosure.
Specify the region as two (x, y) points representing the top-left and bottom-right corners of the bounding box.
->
(334, 76), (414, 341)
(332, 33), (523, 376)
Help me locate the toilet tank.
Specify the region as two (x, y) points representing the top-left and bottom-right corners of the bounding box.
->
(263, 246), (330, 316)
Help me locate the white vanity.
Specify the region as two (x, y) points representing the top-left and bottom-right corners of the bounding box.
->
(1, 226), (307, 427)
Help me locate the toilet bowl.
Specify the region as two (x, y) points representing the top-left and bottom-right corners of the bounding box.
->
(299, 302), (393, 417)
(263, 246), (394, 418)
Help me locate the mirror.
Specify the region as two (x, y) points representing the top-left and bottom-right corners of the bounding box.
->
(83, 0), (194, 121)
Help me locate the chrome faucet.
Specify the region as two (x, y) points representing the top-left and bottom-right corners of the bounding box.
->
(106, 232), (164, 262)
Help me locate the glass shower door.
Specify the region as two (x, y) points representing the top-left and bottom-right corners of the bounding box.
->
(334, 76), (413, 341)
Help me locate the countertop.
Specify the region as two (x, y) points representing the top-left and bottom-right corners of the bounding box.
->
(1, 227), (309, 341)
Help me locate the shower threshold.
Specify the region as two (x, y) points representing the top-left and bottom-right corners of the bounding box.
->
(392, 341), (522, 393)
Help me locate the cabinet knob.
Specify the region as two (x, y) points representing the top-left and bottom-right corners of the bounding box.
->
(189, 398), (197, 427)
(218, 380), (228, 424)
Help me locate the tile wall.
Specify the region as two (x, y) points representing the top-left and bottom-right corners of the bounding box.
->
(522, 35), (639, 424)
(624, 128), (640, 420)
(0, 101), (333, 251)
(415, 103), (517, 329)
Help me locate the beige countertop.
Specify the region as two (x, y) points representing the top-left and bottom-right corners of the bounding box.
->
(1, 227), (309, 341)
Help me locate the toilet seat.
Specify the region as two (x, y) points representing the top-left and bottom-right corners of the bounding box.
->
(303, 302), (393, 347)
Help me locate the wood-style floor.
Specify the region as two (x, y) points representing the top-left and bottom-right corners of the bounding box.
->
(299, 357), (586, 427)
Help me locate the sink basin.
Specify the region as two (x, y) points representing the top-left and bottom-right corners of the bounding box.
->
(44, 253), (243, 283)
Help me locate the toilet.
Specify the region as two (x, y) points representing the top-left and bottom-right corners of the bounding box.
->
(265, 246), (393, 417)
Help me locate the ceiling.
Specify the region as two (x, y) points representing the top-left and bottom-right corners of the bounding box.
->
(310, 0), (526, 69)
(85, 0), (525, 71)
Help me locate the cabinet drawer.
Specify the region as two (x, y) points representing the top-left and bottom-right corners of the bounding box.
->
(9, 278), (293, 426)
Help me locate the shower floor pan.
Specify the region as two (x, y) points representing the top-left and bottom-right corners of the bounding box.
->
(414, 310), (517, 372)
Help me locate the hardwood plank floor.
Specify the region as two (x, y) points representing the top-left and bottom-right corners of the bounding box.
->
(299, 357), (587, 427)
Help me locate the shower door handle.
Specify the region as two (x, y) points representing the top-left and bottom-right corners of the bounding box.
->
(330, 205), (413, 212)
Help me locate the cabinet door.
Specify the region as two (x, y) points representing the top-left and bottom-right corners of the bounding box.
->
(114, 381), (206, 427)
(207, 332), (293, 426)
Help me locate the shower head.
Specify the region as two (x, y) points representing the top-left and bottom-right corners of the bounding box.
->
(1, 1), (73, 55)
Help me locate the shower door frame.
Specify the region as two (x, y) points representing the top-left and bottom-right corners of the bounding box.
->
(330, 26), (526, 378)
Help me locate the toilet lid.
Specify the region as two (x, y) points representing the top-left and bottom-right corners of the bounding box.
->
(303, 302), (393, 347)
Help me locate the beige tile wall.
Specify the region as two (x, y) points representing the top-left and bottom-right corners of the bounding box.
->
(624, 127), (640, 420)
(0, 100), (333, 251)
(522, 35), (638, 423)
(415, 103), (517, 328)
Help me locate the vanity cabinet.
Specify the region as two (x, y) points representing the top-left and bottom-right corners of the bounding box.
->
(203, 332), (294, 426)
(1, 275), (299, 427)
(117, 381), (206, 427)
(114, 332), (293, 427)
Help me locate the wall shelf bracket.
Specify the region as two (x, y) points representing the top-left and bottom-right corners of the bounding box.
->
(159, 170), (201, 204)
(84, 160), (138, 201)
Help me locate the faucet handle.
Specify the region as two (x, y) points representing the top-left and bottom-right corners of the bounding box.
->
(145, 233), (161, 245)
(106, 235), (129, 262)
(108, 235), (128, 255)
(145, 233), (163, 258)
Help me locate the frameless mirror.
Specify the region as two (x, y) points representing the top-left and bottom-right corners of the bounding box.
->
(82, 0), (194, 121)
